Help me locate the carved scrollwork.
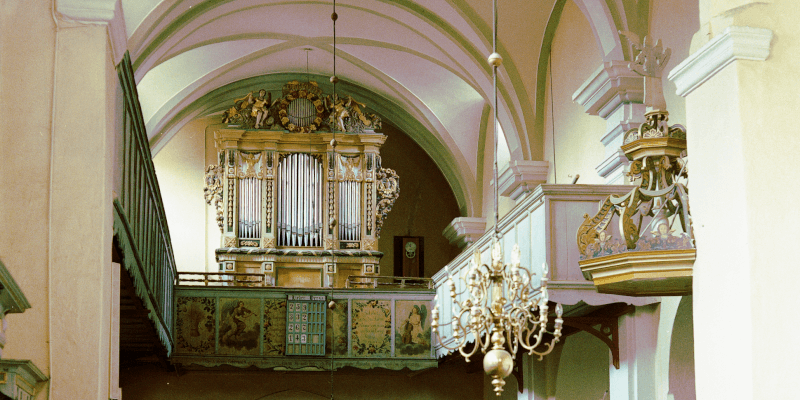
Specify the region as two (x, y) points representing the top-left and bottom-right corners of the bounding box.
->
(204, 164), (224, 231)
(374, 168), (400, 238)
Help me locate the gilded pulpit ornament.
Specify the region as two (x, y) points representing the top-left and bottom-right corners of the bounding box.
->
(576, 36), (695, 296)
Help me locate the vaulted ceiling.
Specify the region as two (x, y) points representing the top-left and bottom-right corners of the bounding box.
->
(123, 0), (644, 216)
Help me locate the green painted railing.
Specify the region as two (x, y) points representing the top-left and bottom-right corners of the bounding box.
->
(113, 52), (177, 355)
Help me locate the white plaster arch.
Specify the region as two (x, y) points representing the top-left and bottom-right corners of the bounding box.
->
(572, 0), (625, 61)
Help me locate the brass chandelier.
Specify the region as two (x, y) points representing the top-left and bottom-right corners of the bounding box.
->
(431, 0), (563, 395)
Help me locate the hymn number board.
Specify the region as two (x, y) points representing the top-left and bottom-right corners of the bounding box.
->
(285, 294), (327, 356)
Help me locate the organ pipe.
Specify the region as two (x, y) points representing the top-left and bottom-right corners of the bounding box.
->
(276, 153), (324, 247)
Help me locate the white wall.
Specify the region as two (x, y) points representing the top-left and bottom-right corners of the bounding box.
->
(543, 0), (607, 186)
(153, 117), (214, 272)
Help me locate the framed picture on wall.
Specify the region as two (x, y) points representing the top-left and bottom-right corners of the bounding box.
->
(394, 236), (424, 277)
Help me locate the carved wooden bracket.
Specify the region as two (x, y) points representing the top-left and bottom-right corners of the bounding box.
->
(562, 305), (634, 369)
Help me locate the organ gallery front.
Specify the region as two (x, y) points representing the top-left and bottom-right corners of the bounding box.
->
(203, 80), (399, 288)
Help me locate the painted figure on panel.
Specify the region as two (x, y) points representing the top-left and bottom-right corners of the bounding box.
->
(395, 301), (431, 358)
(401, 305), (424, 344)
(219, 298), (260, 355)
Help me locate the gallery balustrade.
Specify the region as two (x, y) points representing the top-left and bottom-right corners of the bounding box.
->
(171, 285), (436, 371)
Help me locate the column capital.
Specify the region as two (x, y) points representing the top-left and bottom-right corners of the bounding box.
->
(56, 0), (127, 64)
(442, 217), (487, 249)
(669, 26), (773, 97)
(498, 160), (549, 201)
(572, 61), (644, 119)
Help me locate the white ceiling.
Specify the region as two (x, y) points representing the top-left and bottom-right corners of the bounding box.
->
(122, 0), (563, 216)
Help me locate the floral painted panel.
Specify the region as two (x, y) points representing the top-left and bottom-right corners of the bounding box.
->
(263, 298), (287, 356)
(351, 300), (391, 357)
(175, 296), (216, 354)
(325, 299), (348, 356)
(218, 297), (261, 355)
(395, 300), (431, 358)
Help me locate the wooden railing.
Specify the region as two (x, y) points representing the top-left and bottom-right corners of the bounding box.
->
(113, 52), (177, 355)
(177, 272), (267, 287)
(345, 275), (434, 289)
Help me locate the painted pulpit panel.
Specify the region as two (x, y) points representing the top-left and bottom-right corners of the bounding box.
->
(395, 300), (431, 358)
(351, 300), (391, 357)
(263, 298), (287, 356)
(175, 297), (216, 354)
(218, 298), (261, 355)
(325, 300), (348, 356)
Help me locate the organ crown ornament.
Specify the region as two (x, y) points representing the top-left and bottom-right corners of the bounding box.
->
(220, 81), (382, 134)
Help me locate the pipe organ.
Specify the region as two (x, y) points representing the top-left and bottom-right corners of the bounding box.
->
(205, 80), (399, 288)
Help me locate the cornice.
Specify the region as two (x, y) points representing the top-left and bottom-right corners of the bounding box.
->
(572, 61), (644, 119)
(596, 149), (629, 180)
(497, 160), (549, 201)
(669, 26), (773, 97)
(56, 0), (127, 64)
(442, 217), (487, 249)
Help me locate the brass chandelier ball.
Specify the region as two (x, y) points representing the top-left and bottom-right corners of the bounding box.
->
(483, 348), (513, 378)
(487, 52), (503, 67)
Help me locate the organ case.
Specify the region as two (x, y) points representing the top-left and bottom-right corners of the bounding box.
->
(204, 83), (399, 288)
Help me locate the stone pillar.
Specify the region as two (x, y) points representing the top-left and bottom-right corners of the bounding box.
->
(47, 1), (125, 398)
(668, 2), (800, 396)
(572, 61), (645, 184)
(610, 305), (659, 400)
(0, 0), (58, 395)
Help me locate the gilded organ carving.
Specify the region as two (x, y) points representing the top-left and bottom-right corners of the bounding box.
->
(207, 80), (397, 288)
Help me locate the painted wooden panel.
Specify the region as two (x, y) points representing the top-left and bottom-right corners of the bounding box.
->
(175, 296), (215, 354)
(172, 287), (435, 370)
(218, 297), (260, 355)
(263, 298), (286, 356)
(395, 300), (432, 358)
(325, 300), (348, 356)
(351, 300), (392, 357)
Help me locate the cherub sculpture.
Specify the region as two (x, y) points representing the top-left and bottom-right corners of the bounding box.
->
(251, 89), (272, 129)
(325, 93), (350, 132)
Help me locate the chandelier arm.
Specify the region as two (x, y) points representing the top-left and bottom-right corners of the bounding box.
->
(529, 340), (556, 360)
(458, 339), (481, 361)
(505, 316), (520, 358)
(440, 308), (473, 351)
